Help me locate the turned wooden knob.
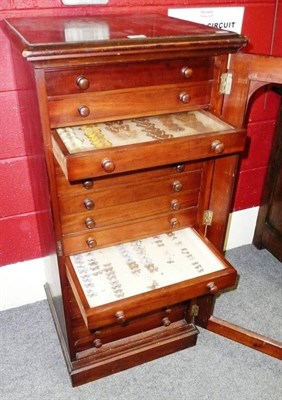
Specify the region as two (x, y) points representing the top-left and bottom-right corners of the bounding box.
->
(83, 198), (94, 210)
(171, 199), (180, 211)
(207, 281), (218, 294)
(115, 310), (126, 324)
(211, 140), (225, 154)
(101, 158), (115, 173)
(181, 66), (193, 79)
(172, 180), (183, 192)
(179, 91), (191, 103)
(93, 339), (102, 348)
(82, 180), (93, 189)
(170, 218), (180, 229)
(162, 317), (171, 327)
(76, 75), (90, 90)
(85, 217), (95, 229)
(78, 105), (90, 117)
(86, 237), (97, 248)
(175, 164), (185, 172)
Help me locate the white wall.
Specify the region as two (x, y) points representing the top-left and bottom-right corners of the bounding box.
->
(0, 255), (55, 311)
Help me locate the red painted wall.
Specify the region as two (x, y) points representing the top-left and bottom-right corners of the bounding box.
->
(0, 0), (281, 266)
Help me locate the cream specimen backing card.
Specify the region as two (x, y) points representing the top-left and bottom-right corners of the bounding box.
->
(70, 228), (225, 308)
(57, 111), (232, 154)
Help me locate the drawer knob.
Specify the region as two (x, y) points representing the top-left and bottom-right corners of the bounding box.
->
(175, 164), (185, 173)
(211, 140), (225, 154)
(115, 310), (126, 324)
(162, 317), (171, 327)
(171, 199), (180, 211)
(207, 281), (218, 294)
(85, 217), (95, 229)
(170, 218), (180, 229)
(86, 237), (97, 248)
(93, 339), (102, 348)
(101, 158), (115, 173)
(78, 105), (90, 117)
(181, 66), (193, 79)
(76, 75), (90, 90)
(172, 180), (183, 192)
(179, 91), (191, 103)
(83, 180), (93, 189)
(84, 199), (95, 210)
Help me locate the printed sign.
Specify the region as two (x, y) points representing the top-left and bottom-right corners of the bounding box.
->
(168, 7), (244, 34)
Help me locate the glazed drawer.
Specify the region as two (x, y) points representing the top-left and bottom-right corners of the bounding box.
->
(48, 82), (211, 128)
(59, 170), (202, 215)
(45, 58), (214, 96)
(52, 110), (246, 181)
(65, 227), (237, 330)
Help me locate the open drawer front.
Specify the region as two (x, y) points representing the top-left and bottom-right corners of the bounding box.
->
(52, 110), (246, 181)
(66, 227), (237, 330)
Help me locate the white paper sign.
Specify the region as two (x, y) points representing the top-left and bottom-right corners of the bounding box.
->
(168, 7), (244, 34)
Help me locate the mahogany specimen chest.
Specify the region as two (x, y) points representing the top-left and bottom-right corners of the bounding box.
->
(4, 14), (282, 385)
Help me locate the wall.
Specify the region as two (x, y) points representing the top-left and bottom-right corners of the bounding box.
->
(0, 0), (281, 268)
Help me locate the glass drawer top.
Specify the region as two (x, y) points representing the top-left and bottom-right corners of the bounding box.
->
(70, 227), (226, 308)
(57, 110), (232, 154)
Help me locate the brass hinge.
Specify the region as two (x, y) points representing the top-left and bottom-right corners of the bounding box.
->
(190, 304), (199, 324)
(57, 240), (63, 257)
(191, 304), (199, 317)
(203, 209), (214, 236)
(219, 72), (233, 95)
(203, 209), (213, 226)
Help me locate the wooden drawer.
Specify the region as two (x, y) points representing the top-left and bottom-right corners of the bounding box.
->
(52, 110), (246, 181)
(48, 82), (211, 128)
(55, 161), (204, 197)
(59, 170), (202, 216)
(62, 208), (198, 255)
(45, 58), (214, 96)
(71, 298), (189, 352)
(61, 190), (199, 234)
(65, 227), (237, 330)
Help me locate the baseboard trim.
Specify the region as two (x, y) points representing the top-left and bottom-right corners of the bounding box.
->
(44, 283), (72, 373)
(0, 208), (258, 311)
(71, 321), (198, 386)
(0, 254), (55, 311)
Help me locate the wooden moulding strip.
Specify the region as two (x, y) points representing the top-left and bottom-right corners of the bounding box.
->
(207, 316), (282, 360)
(71, 321), (198, 386)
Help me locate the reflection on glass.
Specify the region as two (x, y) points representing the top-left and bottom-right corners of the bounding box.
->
(64, 20), (110, 42)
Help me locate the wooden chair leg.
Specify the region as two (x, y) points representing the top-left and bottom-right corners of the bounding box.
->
(207, 316), (282, 360)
